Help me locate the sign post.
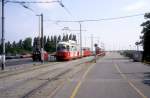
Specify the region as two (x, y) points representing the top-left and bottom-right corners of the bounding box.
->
(94, 43), (98, 63)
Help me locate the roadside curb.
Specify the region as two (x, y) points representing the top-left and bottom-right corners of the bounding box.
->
(143, 61), (150, 65)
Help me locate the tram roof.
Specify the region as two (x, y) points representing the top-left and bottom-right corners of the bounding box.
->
(57, 40), (77, 46)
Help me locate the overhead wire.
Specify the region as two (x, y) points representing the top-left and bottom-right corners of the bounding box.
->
(5, 0), (59, 3)
(81, 13), (146, 22)
(46, 13), (146, 23)
(58, 0), (72, 16)
(19, 2), (35, 13)
(6, 0), (73, 16)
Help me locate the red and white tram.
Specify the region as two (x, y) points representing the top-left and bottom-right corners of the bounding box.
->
(56, 40), (80, 60)
(83, 47), (92, 57)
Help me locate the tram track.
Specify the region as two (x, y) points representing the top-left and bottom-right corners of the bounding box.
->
(22, 69), (71, 98)
(0, 67), (60, 92)
(21, 61), (94, 98)
(0, 56), (94, 98)
(0, 56), (93, 79)
(0, 62), (60, 79)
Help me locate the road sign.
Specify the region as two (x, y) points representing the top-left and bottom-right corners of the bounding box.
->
(94, 43), (98, 47)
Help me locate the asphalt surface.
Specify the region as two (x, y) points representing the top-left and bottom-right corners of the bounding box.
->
(5, 58), (35, 66)
(52, 52), (150, 98)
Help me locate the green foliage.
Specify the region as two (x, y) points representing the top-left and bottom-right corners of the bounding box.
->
(23, 37), (32, 51)
(57, 35), (61, 42)
(3, 37), (32, 56)
(2, 34), (77, 55)
(141, 13), (150, 61)
(43, 34), (77, 53)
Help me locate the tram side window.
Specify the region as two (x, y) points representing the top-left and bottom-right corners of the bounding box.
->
(72, 46), (77, 51)
(71, 46), (74, 51)
(74, 47), (77, 51)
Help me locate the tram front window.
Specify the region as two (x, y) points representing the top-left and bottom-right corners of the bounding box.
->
(57, 44), (67, 51)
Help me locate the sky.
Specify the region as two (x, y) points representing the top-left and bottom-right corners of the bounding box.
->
(1, 0), (150, 50)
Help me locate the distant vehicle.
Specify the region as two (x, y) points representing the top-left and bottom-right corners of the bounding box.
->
(56, 40), (92, 61)
(32, 37), (48, 61)
(20, 53), (32, 58)
(56, 40), (80, 61)
(32, 49), (48, 61)
(83, 47), (92, 57)
(96, 47), (105, 56)
(133, 51), (143, 62)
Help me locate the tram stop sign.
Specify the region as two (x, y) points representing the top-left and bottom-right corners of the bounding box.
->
(94, 44), (98, 47)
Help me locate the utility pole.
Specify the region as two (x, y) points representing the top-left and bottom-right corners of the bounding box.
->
(91, 34), (93, 52)
(1, 0), (5, 70)
(38, 15), (41, 37)
(79, 22), (82, 57)
(37, 13), (44, 63)
(84, 36), (86, 47)
(41, 13), (44, 63)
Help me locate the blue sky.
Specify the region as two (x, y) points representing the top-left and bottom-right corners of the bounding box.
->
(1, 0), (150, 50)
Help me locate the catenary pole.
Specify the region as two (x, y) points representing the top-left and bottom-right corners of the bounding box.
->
(1, 0), (5, 70)
(79, 22), (82, 57)
(41, 13), (44, 63)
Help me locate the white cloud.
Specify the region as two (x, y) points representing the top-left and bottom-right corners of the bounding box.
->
(123, 0), (148, 12)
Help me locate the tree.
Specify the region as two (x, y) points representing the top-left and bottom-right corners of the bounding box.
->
(45, 36), (51, 52)
(66, 34), (69, 41)
(62, 35), (65, 41)
(5, 41), (11, 49)
(54, 35), (57, 43)
(72, 34), (77, 41)
(5, 41), (12, 54)
(12, 41), (16, 48)
(44, 36), (47, 48)
(51, 36), (54, 43)
(23, 37), (32, 51)
(69, 34), (72, 40)
(57, 35), (61, 42)
(141, 13), (150, 61)
(17, 39), (23, 49)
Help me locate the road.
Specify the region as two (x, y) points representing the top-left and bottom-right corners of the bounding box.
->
(5, 58), (34, 66)
(53, 52), (150, 98)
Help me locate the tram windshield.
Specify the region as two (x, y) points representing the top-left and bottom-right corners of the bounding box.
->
(57, 44), (70, 51)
